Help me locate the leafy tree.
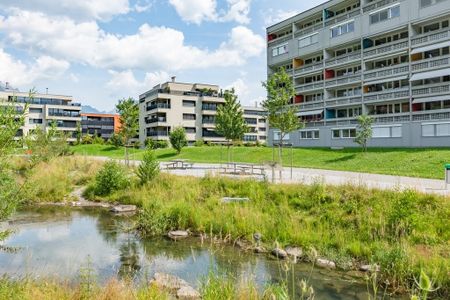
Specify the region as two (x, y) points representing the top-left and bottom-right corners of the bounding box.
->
(169, 127), (187, 154)
(136, 150), (159, 185)
(262, 68), (303, 171)
(116, 98), (139, 166)
(215, 89), (248, 162)
(355, 115), (373, 153)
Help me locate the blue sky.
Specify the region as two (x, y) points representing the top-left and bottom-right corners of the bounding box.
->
(0, 0), (326, 111)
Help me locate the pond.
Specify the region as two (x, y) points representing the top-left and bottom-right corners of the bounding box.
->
(0, 207), (383, 299)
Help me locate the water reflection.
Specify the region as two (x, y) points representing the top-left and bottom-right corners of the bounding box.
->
(0, 207), (391, 299)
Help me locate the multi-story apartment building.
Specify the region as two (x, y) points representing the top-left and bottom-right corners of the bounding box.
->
(242, 106), (269, 143)
(81, 113), (121, 140)
(139, 78), (268, 145)
(0, 89), (81, 141)
(267, 0), (450, 147)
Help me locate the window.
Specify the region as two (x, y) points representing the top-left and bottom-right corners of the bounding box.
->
(272, 43), (288, 57)
(422, 122), (450, 136)
(422, 124), (435, 136)
(299, 33), (318, 48)
(370, 5), (400, 25)
(420, 0), (447, 7)
(372, 125), (402, 138)
(332, 128), (356, 139)
(29, 118), (43, 124)
(184, 127), (196, 134)
(183, 114), (196, 120)
(183, 100), (196, 107)
(29, 107), (43, 113)
(330, 21), (354, 38)
(300, 130), (320, 140)
(273, 131), (289, 140)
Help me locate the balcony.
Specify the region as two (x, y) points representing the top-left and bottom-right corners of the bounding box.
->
(325, 74), (361, 88)
(202, 104), (219, 111)
(146, 117), (167, 124)
(412, 111), (450, 121)
(147, 131), (169, 137)
(146, 103), (170, 111)
(304, 121), (325, 127)
(326, 96), (362, 107)
(294, 62), (324, 76)
(363, 39), (408, 58)
(372, 114), (410, 123)
(326, 119), (359, 126)
(294, 24), (323, 38)
(411, 29), (450, 47)
(364, 64), (409, 80)
(48, 111), (81, 118)
(412, 82), (450, 97)
(363, 88), (409, 103)
(295, 81), (324, 92)
(325, 9), (361, 27)
(362, 0), (399, 13)
(268, 35), (291, 46)
(297, 101), (324, 110)
(325, 51), (361, 67)
(411, 55), (450, 72)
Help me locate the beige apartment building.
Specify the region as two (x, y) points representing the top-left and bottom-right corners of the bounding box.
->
(138, 78), (268, 145)
(0, 89), (82, 142)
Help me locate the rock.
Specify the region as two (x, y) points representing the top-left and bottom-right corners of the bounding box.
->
(360, 264), (380, 272)
(176, 286), (201, 300)
(168, 230), (189, 240)
(316, 258), (336, 269)
(110, 205), (137, 213)
(271, 247), (287, 259)
(285, 246), (303, 259)
(254, 246), (266, 253)
(150, 273), (189, 292)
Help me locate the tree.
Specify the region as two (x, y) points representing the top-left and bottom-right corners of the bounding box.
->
(75, 121), (82, 145)
(262, 68), (303, 175)
(355, 115), (373, 153)
(116, 98), (139, 166)
(136, 150), (159, 185)
(169, 127), (187, 154)
(215, 89), (248, 162)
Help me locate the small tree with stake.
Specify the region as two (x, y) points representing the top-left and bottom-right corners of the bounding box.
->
(355, 115), (373, 153)
(215, 88), (248, 162)
(262, 68), (303, 180)
(169, 126), (187, 154)
(116, 97), (139, 166)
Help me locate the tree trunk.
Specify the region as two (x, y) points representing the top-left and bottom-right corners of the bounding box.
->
(278, 136), (283, 183)
(125, 140), (129, 166)
(227, 143), (231, 163)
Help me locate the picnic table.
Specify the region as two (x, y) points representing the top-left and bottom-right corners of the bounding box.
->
(165, 159), (194, 169)
(222, 162), (266, 177)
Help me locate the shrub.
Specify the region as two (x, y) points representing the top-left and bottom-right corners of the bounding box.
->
(82, 135), (93, 145)
(194, 139), (205, 147)
(156, 140), (168, 149)
(136, 150), (159, 185)
(92, 135), (104, 145)
(108, 133), (124, 148)
(132, 140), (141, 149)
(169, 127), (187, 154)
(145, 139), (168, 150)
(93, 161), (128, 196)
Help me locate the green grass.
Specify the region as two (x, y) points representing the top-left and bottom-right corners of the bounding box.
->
(71, 144), (450, 179)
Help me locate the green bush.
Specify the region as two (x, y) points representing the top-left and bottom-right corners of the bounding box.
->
(136, 150), (159, 185)
(108, 133), (124, 148)
(145, 139), (168, 150)
(92, 135), (104, 145)
(156, 140), (168, 149)
(132, 140), (141, 149)
(169, 127), (187, 154)
(93, 161), (128, 196)
(194, 139), (205, 147)
(81, 135), (93, 145)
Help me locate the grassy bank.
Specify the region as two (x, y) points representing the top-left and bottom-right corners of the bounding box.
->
(71, 144), (450, 179)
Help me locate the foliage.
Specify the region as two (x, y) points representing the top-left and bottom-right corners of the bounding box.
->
(82, 134), (93, 144)
(169, 127), (187, 154)
(93, 161), (128, 196)
(136, 150), (159, 185)
(116, 97), (139, 165)
(194, 139), (205, 147)
(109, 132), (124, 148)
(92, 134), (104, 145)
(145, 139), (169, 150)
(355, 115), (373, 152)
(75, 121), (82, 145)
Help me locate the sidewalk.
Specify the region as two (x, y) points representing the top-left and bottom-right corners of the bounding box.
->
(88, 156), (449, 196)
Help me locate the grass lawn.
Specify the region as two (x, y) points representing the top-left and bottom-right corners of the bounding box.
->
(71, 144), (450, 179)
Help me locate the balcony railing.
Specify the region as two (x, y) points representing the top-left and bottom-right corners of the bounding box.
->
(411, 29), (450, 47)
(325, 74), (361, 87)
(304, 121), (325, 127)
(362, 0), (400, 13)
(146, 117), (167, 124)
(363, 39), (408, 58)
(294, 62), (324, 76)
(295, 81), (324, 92)
(411, 55), (450, 72)
(363, 88), (409, 103)
(268, 35), (291, 45)
(202, 104), (218, 111)
(326, 119), (359, 126)
(294, 24), (323, 38)
(372, 114), (410, 123)
(412, 111), (450, 121)
(202, 131), (222, 138)
(412, 83), (450, 96)
(147, 131), (169, 137)
(325, 52), (361, 67)
(48, 112), (81, 118)
(326, 96), (362, 107)
(297, 101), (324, 110)
(364, 64), (409, 80)
(146, 103), (170, 111)
(325, 9), (361, 27)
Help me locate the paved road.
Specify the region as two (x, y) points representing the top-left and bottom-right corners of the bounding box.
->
(87, 156), (449, 196)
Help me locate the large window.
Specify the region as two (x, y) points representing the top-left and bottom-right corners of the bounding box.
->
(299, 33), (319, 48)
(372, 125), (402, 138)
(272, 43), (288, 57)
(332, 128), (356, 139)
(273, 131), (289, 141)
(330, 21), (354, 38)
(300, 130), (320, 140)
(183, 113), (196, 120)
(420, 0), (447, 8)
(422, 122), (450, 136)
(370, 5), (400, 25)
(182, 100), (196, 107)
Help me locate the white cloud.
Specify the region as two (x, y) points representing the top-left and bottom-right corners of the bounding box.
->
(168, 0), (217, 25)
(221, 0), (251, 24)
(263, 9), (299, 27)
(0, 48), (70, 86)
(227, 78), (249, 99)
(0, 10), (265, 72)
(133, 0), (154, 13)
(107, 70), (169, 95)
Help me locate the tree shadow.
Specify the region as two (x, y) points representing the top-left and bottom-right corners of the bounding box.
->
(101, 146), (120, 152)
(157, 152), (178, 160)
(325, 154), (357, 163)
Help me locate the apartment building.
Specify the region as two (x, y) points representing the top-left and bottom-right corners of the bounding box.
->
(81, 113), (121, 140)
(0, 89), (81, 141)
(139, 78), (268, 145)
(267, 0), (450, 147)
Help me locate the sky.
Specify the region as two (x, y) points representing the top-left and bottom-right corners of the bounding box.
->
(0, 0), (326, 111)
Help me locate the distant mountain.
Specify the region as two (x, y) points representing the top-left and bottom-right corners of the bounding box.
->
(81, 105), (116, 114)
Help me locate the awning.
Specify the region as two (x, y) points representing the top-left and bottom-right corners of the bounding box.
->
(364, 75), (408, 85)
(412, 95), (450, 104)
(411, 41), (450, 55)
(410, 68), (450, 81)
(296, 109), (323, 117)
